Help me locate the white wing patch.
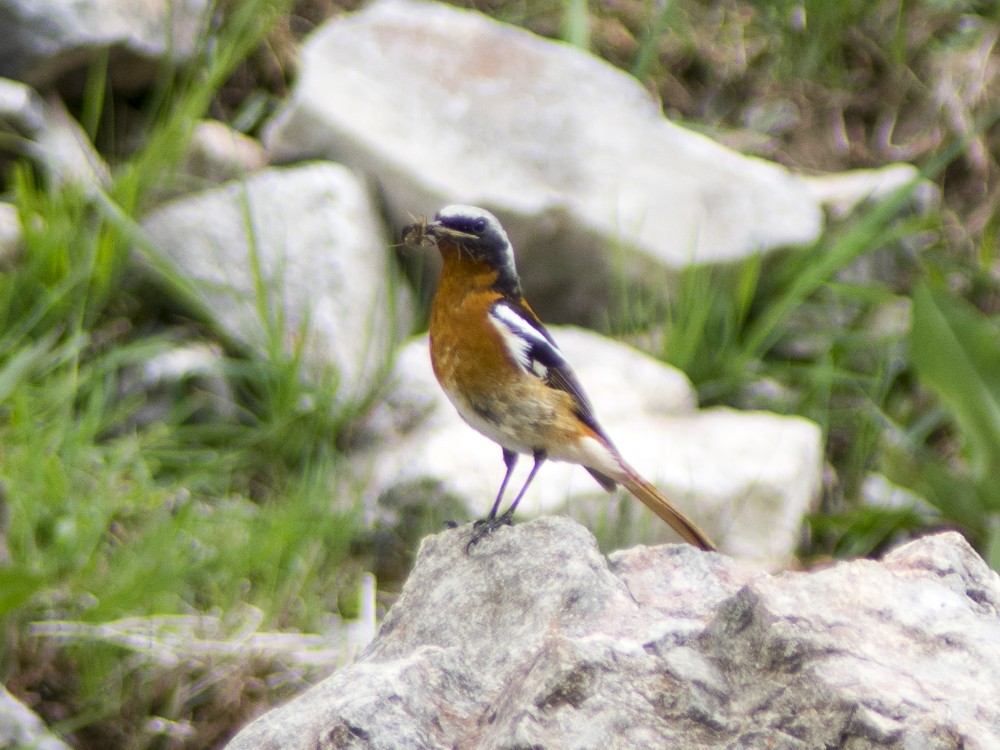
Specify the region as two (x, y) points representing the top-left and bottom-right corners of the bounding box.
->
(489, 303), (561, 379)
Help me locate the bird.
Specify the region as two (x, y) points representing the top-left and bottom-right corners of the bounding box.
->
(405, 205), (716, 552)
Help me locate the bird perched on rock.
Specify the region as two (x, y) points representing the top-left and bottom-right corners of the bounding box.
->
(405, 205), (716, 552)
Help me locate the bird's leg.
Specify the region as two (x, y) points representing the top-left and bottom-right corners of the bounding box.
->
(495, 449), (546, 524)
(479, 448), (518, 523)
(467, 449), (546, 552)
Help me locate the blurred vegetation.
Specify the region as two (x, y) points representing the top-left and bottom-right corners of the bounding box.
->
(0, 0), (997, 747)
(0, 1), (367, 747)
(573, 0), (1000, 566)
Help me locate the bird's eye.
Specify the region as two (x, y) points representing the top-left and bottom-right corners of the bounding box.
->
(472, 218), (488, 233)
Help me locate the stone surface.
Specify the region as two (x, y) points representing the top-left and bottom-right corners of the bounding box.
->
(225, 521), (1000, 750)
(364, 330), (821, 567)
(115, 342), (237, 430)
(0, 683), (72, 750)
(802, 163), (939, 217)
(0, 202), (22, 269)
(0, 78), (109, 194)
(0, 76), (44, 132)
(180, 120), (268, 185)
(264, 0), (822, 322)
(0, 0), (211, 93)
(141, 163), (413, 405)
(32, 574), (377, 672)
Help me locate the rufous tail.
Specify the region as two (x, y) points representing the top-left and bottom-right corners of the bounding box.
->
(615, 461), (716, 551)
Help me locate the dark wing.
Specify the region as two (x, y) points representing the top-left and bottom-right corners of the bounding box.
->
(489, 299), (618, 492)
(488, 299), (614, 448)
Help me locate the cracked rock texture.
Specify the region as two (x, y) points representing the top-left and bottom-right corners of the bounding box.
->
(225, 518), (1000, 749)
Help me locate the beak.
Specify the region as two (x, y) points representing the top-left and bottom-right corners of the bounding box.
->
(426, 220), (477, 241)
(401, 217), (476, 247)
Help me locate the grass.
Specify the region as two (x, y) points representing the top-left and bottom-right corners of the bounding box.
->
(0, 0), (998, 747)
(611, 159), (996, 560)
(593, 0), (1000, 563)
(0, 1), (375, 746)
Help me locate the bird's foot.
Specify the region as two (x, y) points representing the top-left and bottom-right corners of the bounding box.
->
(466, 511), (515, 553)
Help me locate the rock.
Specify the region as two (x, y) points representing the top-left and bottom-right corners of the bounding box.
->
(32, 576), (377, 672)
(364, 330), (821, 567)
(802, 163), (939, 217)
(707, 531), (1000, 749)
(0, 78), (110, 194)
(0, 76), (44, 132)
(0, 202), (22, 269)
(0, 0), (211, 94)
(862, 473), (940, 517)
(140, 163), (413, 405)
(0, 683), (72, 750)
(225, 522), (1000, 749)
(115, 341), (237, 430)
(180, 120), (268, 185)
(264, 0), (822, 322)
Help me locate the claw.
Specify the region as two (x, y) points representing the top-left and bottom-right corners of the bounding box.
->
(465, 512), (515, 553)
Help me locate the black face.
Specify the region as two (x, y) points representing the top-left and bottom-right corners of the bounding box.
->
(431, 207), (521, 295)
(433, 212), (510, 266)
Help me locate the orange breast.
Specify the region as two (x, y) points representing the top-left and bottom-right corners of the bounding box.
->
(429, 252), (517, 406)
(428, 247), (583, 454)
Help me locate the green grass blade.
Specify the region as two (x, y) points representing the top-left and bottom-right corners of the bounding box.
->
(743, 181), (919, 359)
(631, 1), (674, 80)
(910, 281), (1000, 477)
(744, 126), (980, 360)
(562, 0), (591, 50)
(81, 49), (109, 142)
(0, 568), (46, 616)
(986, 516), (1000, 571)
(0, 337), (53, 403)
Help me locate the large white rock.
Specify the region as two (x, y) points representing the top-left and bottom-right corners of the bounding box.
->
(141, 163), (413, 405)
(225, 521), (1000, 749)
(0, 0), (211, 92)
(264, 0), (823, 321)
(366, 329), (821, 566)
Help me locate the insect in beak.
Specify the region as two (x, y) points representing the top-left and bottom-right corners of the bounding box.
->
(402, 213), (477, 246)
(399, 217), (427, 249)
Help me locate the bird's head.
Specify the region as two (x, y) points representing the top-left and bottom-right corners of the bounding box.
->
(406, 204), (520, 293)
